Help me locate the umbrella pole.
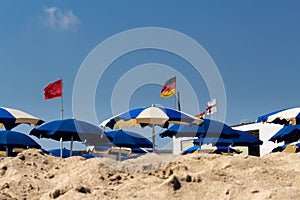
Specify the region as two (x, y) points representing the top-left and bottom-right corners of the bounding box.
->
(198, 136), (202, 155)
(6, 147), (8, 157)
(152, 125), (155, 153)
(172, 135), (175, 155)
(70, 136), (73, 157)
(119, 147), (121, 161)
(60, 137), (63, 158)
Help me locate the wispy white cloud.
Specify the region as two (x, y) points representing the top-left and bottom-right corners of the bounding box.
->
(43, 7), (80, 31)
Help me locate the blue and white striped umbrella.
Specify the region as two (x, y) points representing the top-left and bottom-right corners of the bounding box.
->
(100, 105), (202, 129)
(0, 107), (44, 130)
(257, 107), (300, 125)
(100, 105), (203, 151)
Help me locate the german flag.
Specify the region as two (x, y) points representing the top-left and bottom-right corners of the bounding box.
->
(160, 77), (176, 98)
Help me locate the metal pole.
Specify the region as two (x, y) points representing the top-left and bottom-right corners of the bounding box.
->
(70, 136), (73, 157)
(177, 91), (181, 111)
(60, 82), (64, 158)
(119, 147), (121, 161)
(174, 92), (177, 110)
(198, 136), (202, 155)
(60, 137), (63, 158)
(60, 96), (63, 158)
(61, 96), (64, 120)
(152, 125), (155, 153)
(174, 77), (177, 110)
(227, 146), (230, 156)
(172, 92), (177, 155)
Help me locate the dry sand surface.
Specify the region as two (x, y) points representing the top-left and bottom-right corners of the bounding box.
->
(0, 149), (300, 200)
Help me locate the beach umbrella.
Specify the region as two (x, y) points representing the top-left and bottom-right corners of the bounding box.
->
(81, 154), (96, 159)
(193, 137), (232, 146)
(104, 129), (153, 148)
(159, 119), (241, 139)
(269, 124), (300, 143)
(271, 144), (300, 153)
(104, 129), (152, 161)
(130, 147), (152, 153)
(0, 107), (44, 130)
(48, 148), (80, 158)
(233, 130), (263, 146)
(100, 104), (203, 151)
(193, 130), (263, 146)
(182, 145), (242, 155)
(209, 146), (242, 155)
(182, 145), (200, 155)
(160, 119), (245, 155)
(257, 107), (300, 125)
(30, 118), (105, 157)
(0, 130), (41, 156)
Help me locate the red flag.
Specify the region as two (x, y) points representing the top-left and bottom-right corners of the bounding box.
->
(44, 79), (62, 100)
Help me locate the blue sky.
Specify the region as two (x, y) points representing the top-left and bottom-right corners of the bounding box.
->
(1, 1), (300, 149)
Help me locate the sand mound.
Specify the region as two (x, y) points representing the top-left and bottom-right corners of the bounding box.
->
(99, 153), (178, 173)
(0, 149), (300, 199)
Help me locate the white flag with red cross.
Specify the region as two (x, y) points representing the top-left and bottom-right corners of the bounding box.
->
(206, 98), (217, 115)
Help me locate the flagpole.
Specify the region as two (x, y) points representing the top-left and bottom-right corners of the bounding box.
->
(174, 93), (177, 110)
(177, 91), (181, 111)
(61, 97), (64, 120)
(172, 76), (180, 155)
(60, 80), (64, 120)
(60, 80), (63, 158)
(44, 79), (64, 158)
(172, 92), (176, 155)
(174, 76), (177, 110)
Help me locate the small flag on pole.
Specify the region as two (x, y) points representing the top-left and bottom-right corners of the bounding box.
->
(160, 77), (176, 98)
(44, 79), (62, 100)
(206, 98), (217, 115)
(195, 111), (206, 119)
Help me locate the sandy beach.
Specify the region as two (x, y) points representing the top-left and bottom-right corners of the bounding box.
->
(0, 149), (299, 200)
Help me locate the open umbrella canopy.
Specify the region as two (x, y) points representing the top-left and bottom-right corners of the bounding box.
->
(130, 147), (152, 153)
(159, 119), (240, 139)
(271, 144), (300, 153)
(30, 118), (104, 145)
(0, 107), (44, 130)
(209, 146), (242, 155)
(104, 129), (153, 148)
(100, 104), (203, 129)
(0, 130), (41, 149)
(182, 145), (199, 155)
(100, 105), (202, 151)
(257, 107), (300, 125)
(193, 130), (263, 146)
(194, 137), (232, 146)
(269, 124), (300, 143)
(182, 145), (242, 155)
(233, 130), (263, 146)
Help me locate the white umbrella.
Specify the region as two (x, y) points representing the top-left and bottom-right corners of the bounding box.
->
(0, 107), (44, 130)
(257, 107), (300, 125)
